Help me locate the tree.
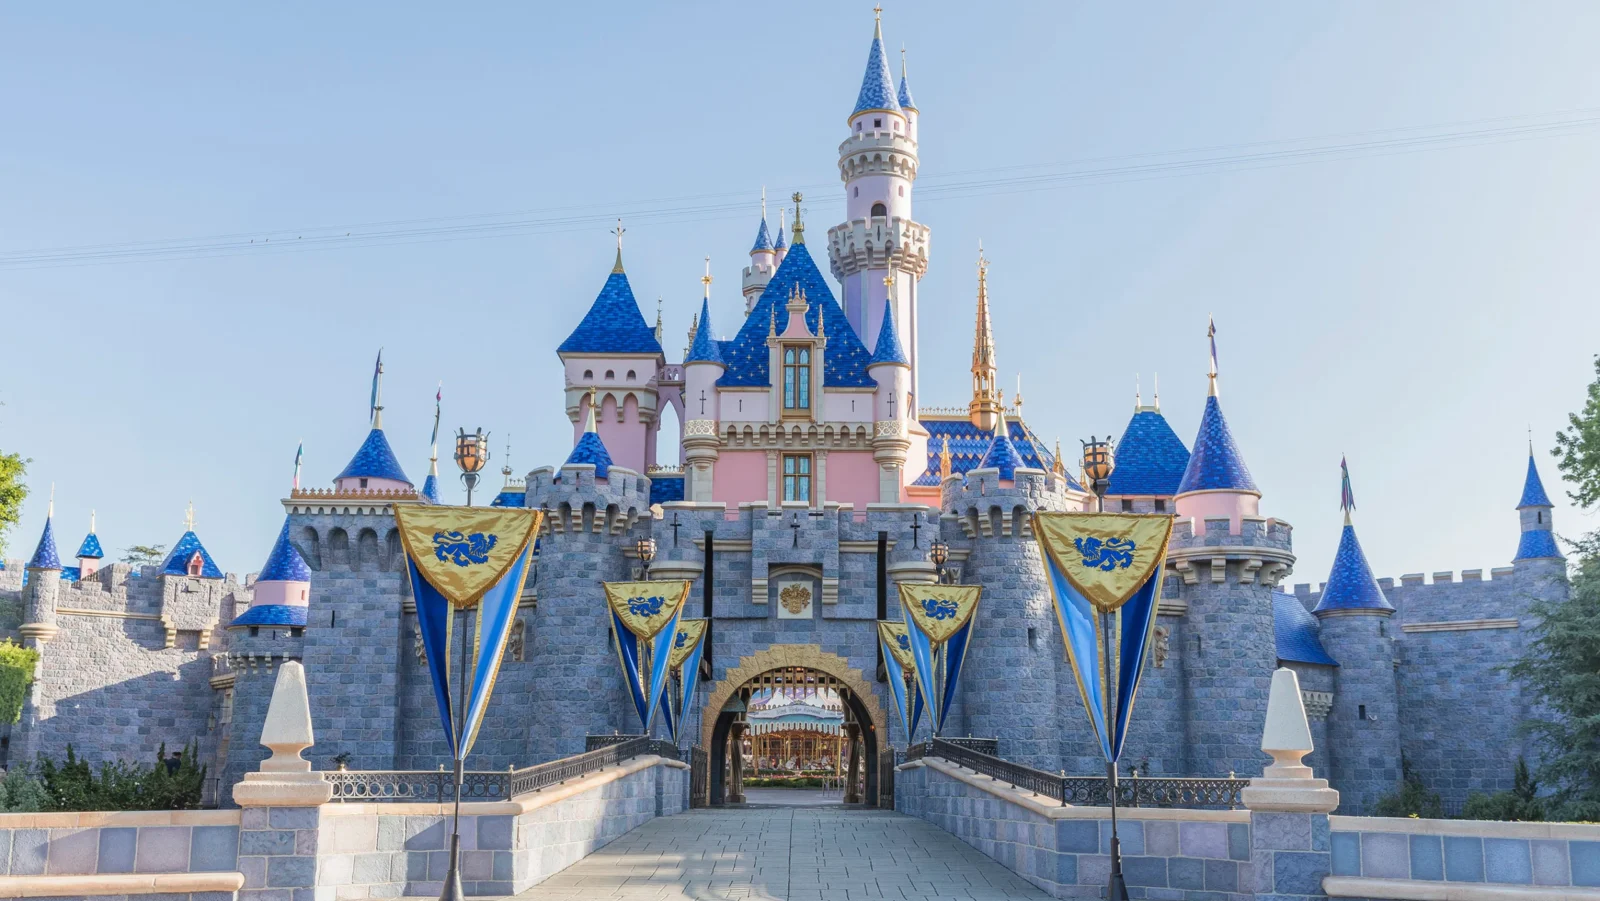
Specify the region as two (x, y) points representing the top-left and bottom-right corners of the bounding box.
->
(121, 544), (166, 567)
(1554, 354), (1600, 508)
(0, 451), (27, 558)
(1462, 758), (1546, 821)
(0, 640), (40, 724)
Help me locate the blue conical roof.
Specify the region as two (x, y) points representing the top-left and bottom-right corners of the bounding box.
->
(852, 23), (902, 117)
(558, 270), (664, 356)
(897, 72), (916, 111)
(773, 221), (787, 251)
(161, 531), (223, 579)
(336, 428), (411, 485)
(231, 605), (309, 628)
(1313, 524), (1393, 614)
(75, 531), (104, 560)
(420, 472), (441, 504)
(564, 431), (613, 480)
(1176, 396), (1258, 495)
(27, 517), (62, 570)
(978, 430), (1022, 481)
(751, 217), (774, 253)
(1516, 530), (1564, 561)
(869, 299), (909, 367)
(258, 517), (311, 583)
(1108, 410), (1190, 496)
(1517, 453), (1554, 508)
(686, 299), (726, 366)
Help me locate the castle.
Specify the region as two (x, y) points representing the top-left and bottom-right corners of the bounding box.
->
(0, 12), (1569, 815)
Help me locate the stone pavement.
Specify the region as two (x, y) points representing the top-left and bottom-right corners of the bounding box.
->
(742, 787), (846, 807)
(508, 807), (1050, 900)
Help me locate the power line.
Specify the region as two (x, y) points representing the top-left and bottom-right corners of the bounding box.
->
(2, 108), (1597, 271)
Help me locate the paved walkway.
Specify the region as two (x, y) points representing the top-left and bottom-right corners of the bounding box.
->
(741, 787), (846, 807)
(510, 807), (1050, 901)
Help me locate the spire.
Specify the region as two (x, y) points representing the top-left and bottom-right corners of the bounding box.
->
(1052, 439), (1068, 478)
(869, 298), (909, 366)
(1312, 481), (1393, 616)
(565, 389), (614, 480)
(1153, 373), (1161, 412)
(968, 244), (1003, 431)
(774, 208), (788, 252)
(369, 350), (384, 428)
(257, 516), (312, 584)
(654, 297), (664, 344)
(790, 192), (806, 245)
(1517, 448), (1554, 508)
(1340, 456), (1356, 526)
(558, 247), (663, 356)
(502, 433), (515, 488)
(75, 510), (103, 560)
(897, 46), (917, 111)
(1015, 374), (1024, 411)
(852, 6), (902, 118)
(686, 300), (724, 366)
(585, 386), (599, 433)
(422, 389), (440, 501)
(27, 507), (61, 571)
(751, 192), (774, 253)
(162, 508), (223, 579)
(184, 500), (195, 533)
(1175, 395), (1257, 495)
(611, 219), (626, 274)
(1135, 374), (1141, 411)
(1207, 315), (1219, 398)
(1515, 440), (1563, 561)
(939, 436), (952, 480)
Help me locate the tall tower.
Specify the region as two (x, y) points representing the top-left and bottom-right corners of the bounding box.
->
(968, 248), (1003, 432)
(1513, 446), (1563, 567)
(742, 193), (777, 313)
(828, 10), (930, 396)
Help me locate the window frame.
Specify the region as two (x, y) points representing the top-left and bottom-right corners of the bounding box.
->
(782, 453), (813, 503)
(781, 344), (812, 416)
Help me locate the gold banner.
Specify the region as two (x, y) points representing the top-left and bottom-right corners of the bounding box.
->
(394, 506), (543, 609)
(1033, 512), (1172, 612)
(899, 584), (983, 646)
(604, 580), (691, 640)
(878, 620), (917, 673)
(669, 618), (707, 670)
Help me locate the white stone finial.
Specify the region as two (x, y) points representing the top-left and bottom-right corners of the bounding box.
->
(1242, 667), (1339, 813)
(233, 660), (332, 807)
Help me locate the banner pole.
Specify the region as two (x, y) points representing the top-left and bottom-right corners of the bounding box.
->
(440, 607), (469, 901)
(1103, 606), (1129, 901)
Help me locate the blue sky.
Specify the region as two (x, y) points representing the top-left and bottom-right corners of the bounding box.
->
(3, 1), (1598, 585)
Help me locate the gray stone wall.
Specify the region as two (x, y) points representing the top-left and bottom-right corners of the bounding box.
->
(1316, 613), (1402, 815)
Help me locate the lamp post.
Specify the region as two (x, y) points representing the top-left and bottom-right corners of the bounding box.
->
(929, 538), (949, 584)
(454, 428), (490, 506)
(1081, 435), (1128, 901)
(636, 537), (657, 579)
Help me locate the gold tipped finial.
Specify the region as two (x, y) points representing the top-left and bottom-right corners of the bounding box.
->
(1207, 315), (1219, 398)
(611, 219), (626, 273)
(939, 436), (952, 480)
(769, 304), (777, 337)
(968, 242), (1003, 431)
(90, 509), (95, 533)
(1153, 372), (1160, 412)
(1015, 373), (1024, 410)
(654, 296), (663, 343)
(184, 501), (195, 533)
(47, 483), (54, 519)
(502, 434), (514, 485)
(1135, 374), (1142, 411)
(702, 255), (713, 296)
(761, 187), (767, 223)
(1052, 439), (1067, 477)
(874, 3), (883, 37)
(586, 387), (600, 432)
(791, 192), (805, 244)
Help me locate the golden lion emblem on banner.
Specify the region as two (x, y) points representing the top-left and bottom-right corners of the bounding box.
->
(780, 583), (812, 615)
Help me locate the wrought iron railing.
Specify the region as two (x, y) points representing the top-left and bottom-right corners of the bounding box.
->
(941, 736), (999, 756)
(690, 746), (709, 809)
(586, 733), (646, 751)
(904, 738), (1248, 809)
(328, 736), (680, 802)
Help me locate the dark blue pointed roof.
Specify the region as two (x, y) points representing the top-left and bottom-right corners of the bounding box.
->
(978, 430), (1023, 481)
(1108, 411), (1191, 497)
(258, 518), (311, 583)
(337, 428), (411, 485)
(1176, 396), (1258, 495)
(558, 270), (664, 356)
(914, 418), (1080, 489)
(230, 604), (309, 629)
(1515, 530), (1563, 561)
(60, 566), (80, 582)
(868, 300), (908, 367)
(1273, 591), (1338, 666)
(853, 26), (902, 117)
(1313, 524), (1393, 614)
(686, 299), (726, 366)
(491, 489), (527, 508)
(897, 73), (916, 111)
(774, 221), (787, 251)
(716, 243), (874, 388)
(1518, 453), (1554, 508)
(161, 531), (224, 579)
(27, 518), (61, 570)
(75, 532), (104, 560)
(420, 472), (441, 504)
(751, 218), (774, 253)
(564, 431), (613, 480)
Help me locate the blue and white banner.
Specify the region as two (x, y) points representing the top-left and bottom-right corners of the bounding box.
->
(604, 581), (691, 733)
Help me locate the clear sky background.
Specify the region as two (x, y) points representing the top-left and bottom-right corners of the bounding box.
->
(3, 1), (1598, 585)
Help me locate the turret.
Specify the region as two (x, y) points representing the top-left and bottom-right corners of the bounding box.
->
(684, 263), (726, 503)
(159, 503), (223, 580)
(20, 500), (63, 645)
(828, 9), (928, 376)
(335, 352), (412, 493)
(1311, 459), (1401, 815)
(556, 228), (666, 474)
(562, 389), (615, 482)
(229, 516), (311, 632)
(74, 511), (104, 580)
(1173, 321), (1260, 531)
(868, 298), (911, 502)
(967, 248), (1003, 432)
(1513, 446), (1562, 565)
(773, 209), (789, 266)
(742, 194), (777, 310)
(898, 47), (918, 144)
(1106, 377), (1189, 514)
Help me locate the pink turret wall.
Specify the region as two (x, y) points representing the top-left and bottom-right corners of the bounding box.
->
(253, 580), (310, 607)
(1174, 490), (1261, 534)
(334, 476), (410, 493)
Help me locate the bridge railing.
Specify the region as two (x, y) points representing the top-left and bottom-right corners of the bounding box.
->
(327, 736), (681, 802)
(904, 738), (1248, 810)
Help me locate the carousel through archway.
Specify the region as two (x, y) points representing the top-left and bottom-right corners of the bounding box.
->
(709, 665), (880, 807)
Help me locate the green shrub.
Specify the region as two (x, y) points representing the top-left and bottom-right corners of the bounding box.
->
(34, 743), (205, 811)
(0, 641), (40, 724)
(1373, 756), (1443, 819)
(0, 770), (46, 812)
(1462, 759), (1545, 822)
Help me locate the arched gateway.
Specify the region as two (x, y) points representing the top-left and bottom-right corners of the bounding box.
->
(701, 645), (888, 807)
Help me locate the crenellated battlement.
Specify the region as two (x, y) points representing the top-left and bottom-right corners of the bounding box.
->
(526, 465), (653, 537)
(826, 217), (930, 280)
(1170, 515), (1294, 551)
(939, 467), (1084, 539)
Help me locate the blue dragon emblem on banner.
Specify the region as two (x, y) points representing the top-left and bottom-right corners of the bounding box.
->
(432, 531), (498, 567)
(628, 596), (665, 617)
(1074, 536), (1136, 571)
(675, 629), (689, 649)
(896, 632), (910, 651)
(921, 596), (959, 621)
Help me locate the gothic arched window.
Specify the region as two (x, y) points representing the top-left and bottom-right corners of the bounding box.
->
(871, 202), (887, 218)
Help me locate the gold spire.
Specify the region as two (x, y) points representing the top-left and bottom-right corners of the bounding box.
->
(968, 243), (1003, 431)
(1052, 439), (1067, 477)
(790, 192), (805, 244)
(685, 312), (699, 358)
(939, 436), (952, 480)
(1015, 373), (1024, 410)
(586, 387), (599, 432)
(874, 4), (883, 39)
(702, 255), (713, 297)
(502, 434), (514, 486)
(611, 219), (626, 273)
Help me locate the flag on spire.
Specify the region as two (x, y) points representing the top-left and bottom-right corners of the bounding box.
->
(293, 442), (303, 490)
(1207, 316), (1218, 391)
(431, 384), (442, 457)
(1340, 456), (1356, 522)
(369, 349), (384, 424)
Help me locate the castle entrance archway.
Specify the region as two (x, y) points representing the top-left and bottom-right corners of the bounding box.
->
(702, 645), (885, 808)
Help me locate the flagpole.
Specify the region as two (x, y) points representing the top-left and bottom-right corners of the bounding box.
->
(1082, 436), (1129, 901)
(440, 607), (469, 901)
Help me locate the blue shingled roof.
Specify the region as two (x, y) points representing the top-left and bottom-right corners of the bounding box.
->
(27, 517), (61, 570)
(1273, 592), (1338, 666)
(336, 428), (411, 485)
(161, 531), (224, 579)
(1518, 454), (1554, 508)
(978, 431), (1024, 481)
(420, 472), (441, 505)
(914, 418), (1079, 489)
(1516, 529), (1563, 561)
(715, 243), (874, 389)
(1108, 411), (1190, 497)
(60, 566), (80, 582)
(774, 222), (787, 252)
(491, 489), (527, 508)
(1312, 524), (1393, 614)
(230, 604), (309, 629)
(75, 531), (103, 559)
(1176, 396), (1258, 495)
(898, 73), (916, 111)
(649, 474), (685, 506)
(557, 270), (664, 356)
(258, 517), (311, 583)
(564, 431), (613, 480)
(853, 26), (902, 116)
(869, 300), (909, 367)
(751, 218), (774, 253)
(686, 299), (725, 366)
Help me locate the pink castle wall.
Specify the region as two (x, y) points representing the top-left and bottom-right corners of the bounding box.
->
(713, 451), (769, 506)
(826, 451), (882, 507)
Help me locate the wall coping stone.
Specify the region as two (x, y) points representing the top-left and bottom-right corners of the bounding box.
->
(1331, 815), (1600, 841)
(0, 871), (244, 897)
(912, 755), (1248, 822)
(0, 809), (241, 828)
(1325, 875), (1600, 901)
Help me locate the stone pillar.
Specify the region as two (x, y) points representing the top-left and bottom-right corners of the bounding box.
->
(728, 721), (747, 804)
(1245, 668), (1339, 901)
(844, 722), (862, 804)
